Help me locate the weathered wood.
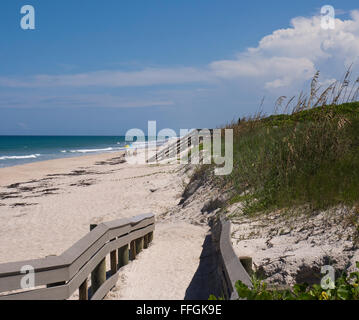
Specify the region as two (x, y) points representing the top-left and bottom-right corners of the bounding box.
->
(91, 269), (119, 300)
(118, 244), (129, 267)
(147, 129), (198, 163)
(64, 223), (111, 280)
(143, 234), (149, 249)
(90, 224), (106, 296)
(0, 214), (155, 300)
(79, 278), (88, 300)
(0, 224), (154, 300)
(0, 256), (68, 292)
(130, 240), (137, 260)
(91, 259), (106, 296)
(47, 281), (66, 288)
(110, 250), (117, 275)
(135, 237), (144, 254)
(219, 219), (252, 299)
(148, 231), (154, 243)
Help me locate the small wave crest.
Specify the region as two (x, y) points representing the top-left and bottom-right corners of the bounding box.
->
(62, 147), (114, 154)
(0, 154), (41, 161)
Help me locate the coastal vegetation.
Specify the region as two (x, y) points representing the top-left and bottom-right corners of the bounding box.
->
(233, 262), (359, 300)
(190, 68), (359, 217)
(194, 68), (359, 300)
(209, 262), (359, 300)
(223, 70), (359, 215)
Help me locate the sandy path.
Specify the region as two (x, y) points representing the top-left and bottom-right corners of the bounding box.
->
(106, 222), (209, 300)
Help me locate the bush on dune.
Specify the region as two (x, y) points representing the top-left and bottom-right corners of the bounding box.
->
(221, 68), (359, 214)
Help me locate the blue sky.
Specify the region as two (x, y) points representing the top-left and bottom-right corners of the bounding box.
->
(0, 0), (359, 135)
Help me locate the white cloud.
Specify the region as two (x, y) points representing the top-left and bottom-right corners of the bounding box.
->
(210, 56), (315, 89)
(1, 10), (359, 104)
(210, 10), (359, 90)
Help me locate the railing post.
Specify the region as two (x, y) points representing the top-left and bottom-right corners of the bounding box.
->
(118, 244), (129, 267)
(148, 231), (154, 244)
(90, 224), (106, 295)
(144, 234), (149, 249)
(110, 249), (117, 275)
(79, 278), (88, 300)
(130, 240), (137, 260)
(135, 237), (144, 254)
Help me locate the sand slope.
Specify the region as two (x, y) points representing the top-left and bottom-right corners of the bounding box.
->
(106, 222), (208, 300)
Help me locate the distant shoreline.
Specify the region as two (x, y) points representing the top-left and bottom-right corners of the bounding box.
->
(0, 135), (172, 169)
(0, 151), (127, 186)
(0, 148), (127, 170)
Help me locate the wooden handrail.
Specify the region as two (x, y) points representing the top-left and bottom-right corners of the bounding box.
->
(147, 129), (213, 163)
(0, 213), (155, 300)
(218, 218), (252, 299)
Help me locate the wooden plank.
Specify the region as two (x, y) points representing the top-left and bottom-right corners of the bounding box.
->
(129, 213), (154, 224)
(118, 244), (129, 267)
(0, 261), (69, 292)
(110, 250), (117, 275)
(91, 270), (119, 300)
(148, 231), (154, 244)
(135, 237), (144, 254)
(79, 278), (88, 300)
(89, 224), (106, 297)
(130, 241), (136, 260)
(143, 234), (149, 249)
(62, 224), (110, 278)
(0, 255), (65, 278)
(66, 225), (153, 298)
(91, 256), (106, 296)
(0, 283), (69, 300)
(0, 225), (155, 300)
(219, 219), (252, 300)
(147, 130), (197, 163)
(0, 215), (155, 299)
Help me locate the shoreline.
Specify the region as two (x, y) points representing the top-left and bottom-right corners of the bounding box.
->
(0, 136), (172, 170)
(0, 151), (127, 186)
(0, 150), (124, 170)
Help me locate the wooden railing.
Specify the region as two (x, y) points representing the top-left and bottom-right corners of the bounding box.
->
(0, 213), (155, 300)
(147, 129), (213, 163)
(211, 218), (252, 299)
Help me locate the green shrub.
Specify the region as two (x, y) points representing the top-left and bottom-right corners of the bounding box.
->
(218, 69), (359, 215)
(223, 103), (359, 214)
(233, 262), (359, 300)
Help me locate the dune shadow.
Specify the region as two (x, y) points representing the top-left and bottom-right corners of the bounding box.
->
(184, 233), (222, 300)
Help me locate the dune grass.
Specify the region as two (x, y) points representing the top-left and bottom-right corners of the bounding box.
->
(216, 68), (359, 215)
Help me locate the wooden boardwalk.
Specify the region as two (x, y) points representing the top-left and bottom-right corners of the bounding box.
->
(0, 213), (154, 300)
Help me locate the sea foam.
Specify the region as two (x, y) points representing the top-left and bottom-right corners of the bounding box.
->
(0, 154), (41, 160)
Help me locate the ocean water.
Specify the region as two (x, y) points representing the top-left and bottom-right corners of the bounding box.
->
(0, 136), (164, 168)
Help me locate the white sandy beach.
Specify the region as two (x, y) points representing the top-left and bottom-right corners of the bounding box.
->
(0, 150), (209, 299)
